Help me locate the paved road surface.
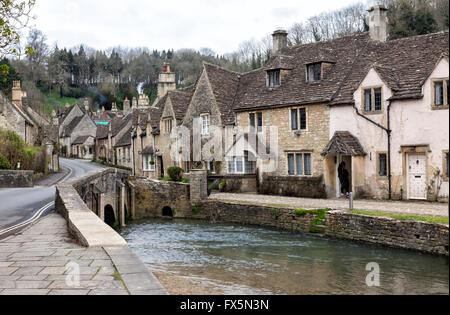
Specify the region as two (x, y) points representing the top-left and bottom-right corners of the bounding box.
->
(0, 158), (102, 238)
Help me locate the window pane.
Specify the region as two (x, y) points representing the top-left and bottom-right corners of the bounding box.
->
(268, 70), (280, 87)
(288, 154), (295, 175)
(236, 158), (244, 173)
(291, 109), (298, 130)
(374, 88), (382, 111)
(228, 159), (235, 173)
(314, 63), (321, 81)
(249, 113), (255, 130)
(304, 154), (312, 175)
(257, 113), (263, 132)
(435, 81), (444, 106)
(379, 154), (387, 176)
(245, 157), (256, 174)
(364, 89), (372, 111)
(308, 65), (314, 83)
(296, 154), (303, 175)
(299, 108), (307, 130)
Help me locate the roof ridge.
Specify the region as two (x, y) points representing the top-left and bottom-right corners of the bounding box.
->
(285, 32), (369, 51)
(385, 30), (449, 44)
(202, 61), (241, 75)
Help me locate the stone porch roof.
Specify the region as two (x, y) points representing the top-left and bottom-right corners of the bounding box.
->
(321, 131), (366, 157)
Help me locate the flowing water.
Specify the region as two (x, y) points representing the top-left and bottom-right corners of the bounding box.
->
(121, 219), (449, 295)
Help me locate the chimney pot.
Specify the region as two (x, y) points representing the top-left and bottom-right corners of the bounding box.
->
(272, 29), (288, 55)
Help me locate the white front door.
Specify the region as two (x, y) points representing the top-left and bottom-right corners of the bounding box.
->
(407, 154), (427, 200)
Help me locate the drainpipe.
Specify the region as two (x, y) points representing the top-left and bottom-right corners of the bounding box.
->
(387, 100), (392, 200)
(352, 103), (392, 199)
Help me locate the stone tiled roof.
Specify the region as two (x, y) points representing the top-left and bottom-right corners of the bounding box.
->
(141, 146), (154, 155)
(61, 116), (83, 137)
(203, 63), (240, 125)
(233, 33), (371, 111)
(226, 31), (448, 110)
(96, 125), (109, 139)
(322, 131), (366, 157)
(114, 126), (132, 148)
(330, 31), (449, 105)
(43, 125), (59, 144)
(72, 135), (91, 145)
(168, 89), (193, 123)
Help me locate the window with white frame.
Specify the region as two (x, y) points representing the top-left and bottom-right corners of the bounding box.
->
(287, 153), (312, 176)
(201, 114), (210, 136)
(227, 154), (256, 175)
(291, 107), (307, 131)
(143, 154), (155, 172)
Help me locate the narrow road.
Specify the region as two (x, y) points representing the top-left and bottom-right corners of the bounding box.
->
(0, 158), (102, 239)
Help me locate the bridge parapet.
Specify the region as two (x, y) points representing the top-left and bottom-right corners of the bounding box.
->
(55, 167), (131, 247)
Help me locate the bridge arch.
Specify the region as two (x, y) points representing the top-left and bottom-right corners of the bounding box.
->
(162, 206), (173, 218)
(104, 204), (116, 227)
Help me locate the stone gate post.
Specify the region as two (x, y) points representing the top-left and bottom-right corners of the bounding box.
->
(190, 169), (208, 202)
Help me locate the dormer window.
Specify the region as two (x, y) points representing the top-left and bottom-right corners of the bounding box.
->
(267, 70), (281, 88)
(307, 63), (322, 83)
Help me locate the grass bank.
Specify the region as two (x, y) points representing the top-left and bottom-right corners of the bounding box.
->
(348, 210), (449, 224)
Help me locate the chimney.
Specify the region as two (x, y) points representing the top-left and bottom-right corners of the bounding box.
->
(12, 81), (26, 108)
(123, 97), (131, 113)
(272, 29), (288, 55)
(84, 98), (90, 112)
(51, 110), (58, 126)
(367, 5), (388, 42)
(157, 63), (176, 99)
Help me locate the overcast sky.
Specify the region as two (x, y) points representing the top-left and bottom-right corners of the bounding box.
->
(30, 0), (363, 54)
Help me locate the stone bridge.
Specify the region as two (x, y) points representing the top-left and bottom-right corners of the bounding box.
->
(57, 167), (135, 230)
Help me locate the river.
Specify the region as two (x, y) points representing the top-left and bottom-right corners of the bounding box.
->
(121, 219), (449, 295)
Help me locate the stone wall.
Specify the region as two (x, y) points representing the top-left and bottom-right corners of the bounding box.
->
(220, 176), (258, 193)
(259, 174), (327, 198)
(132, 178), (192, 219)
(0, 170), (34, 188)
(326, 211), (449, 255)
(182, 200), (449, 256)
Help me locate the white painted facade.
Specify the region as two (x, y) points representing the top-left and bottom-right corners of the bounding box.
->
(329, 59), (449, 200)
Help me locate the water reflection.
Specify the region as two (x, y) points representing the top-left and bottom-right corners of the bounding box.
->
(121, 219), (449, 295)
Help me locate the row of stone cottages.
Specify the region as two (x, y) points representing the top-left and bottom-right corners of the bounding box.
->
(0, 81), (60, 172)
(58, 5), (449, 202)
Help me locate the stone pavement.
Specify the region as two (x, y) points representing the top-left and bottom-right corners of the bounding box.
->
(210, 193), (449, 217)
(0, 213), (167, 295)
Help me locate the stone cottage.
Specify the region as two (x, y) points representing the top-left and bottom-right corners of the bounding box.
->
(0, 81), (45, 146)
(323, 6), (449, 201)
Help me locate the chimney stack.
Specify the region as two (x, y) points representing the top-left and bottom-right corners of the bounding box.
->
(367, 5), (388, 42)
(157, 63), (176, 100)
(272, 29), (288, 55)
(123, 97), (131, 113)
(12, 81), (26, 109)
(84, 98), (90, 112)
